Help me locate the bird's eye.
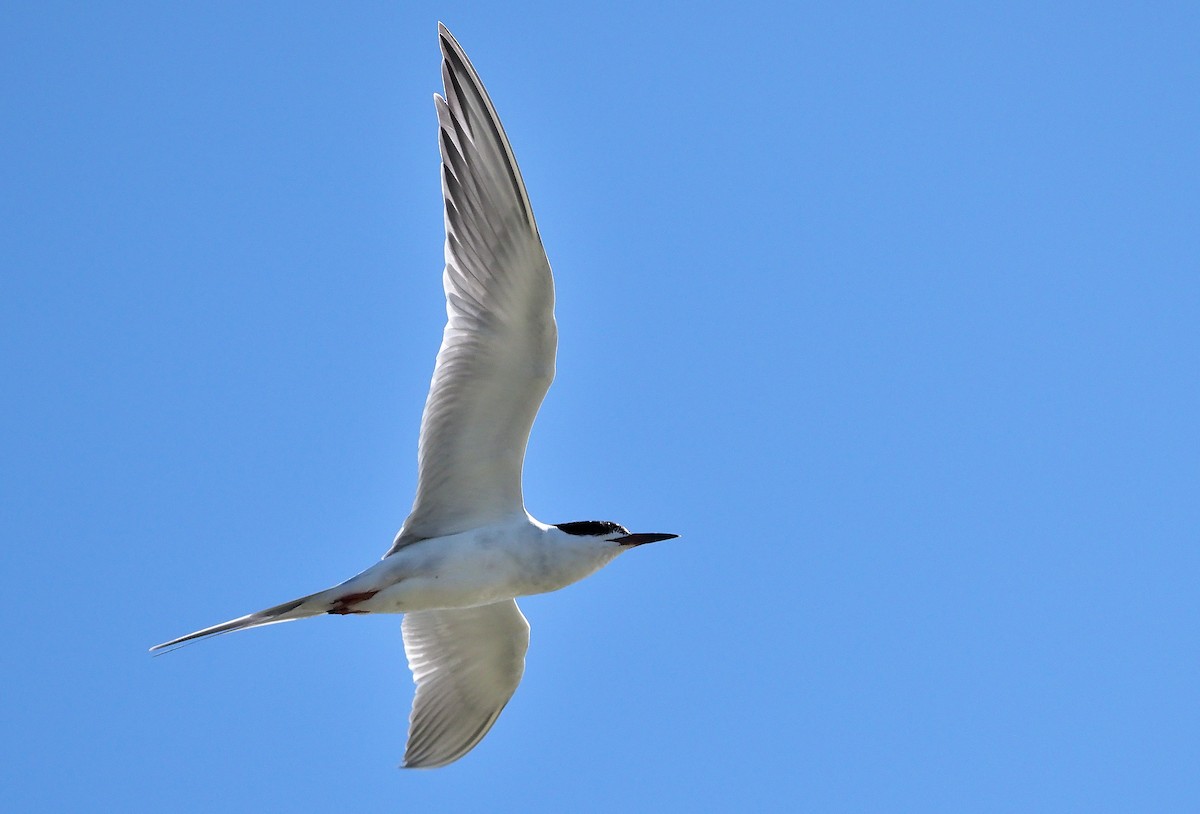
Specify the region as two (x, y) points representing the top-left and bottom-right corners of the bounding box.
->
(554, 521), (628, 537)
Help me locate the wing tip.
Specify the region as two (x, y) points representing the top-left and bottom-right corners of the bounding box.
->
(399, 753), (454, 770)
(437, 22), (463, 61)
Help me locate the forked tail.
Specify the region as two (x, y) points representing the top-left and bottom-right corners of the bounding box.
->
(149, 592), (324, 653)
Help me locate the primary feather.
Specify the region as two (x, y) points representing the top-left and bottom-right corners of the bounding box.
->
(388, 24), (557, 553)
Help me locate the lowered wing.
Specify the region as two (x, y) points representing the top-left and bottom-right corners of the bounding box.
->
(401, 599), (530, 768)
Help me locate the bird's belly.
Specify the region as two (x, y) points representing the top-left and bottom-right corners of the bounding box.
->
(362, 572), (523, 613)
(351, 540), (544, 613)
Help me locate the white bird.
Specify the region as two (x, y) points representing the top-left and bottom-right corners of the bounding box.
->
(151, 23), (677, 769)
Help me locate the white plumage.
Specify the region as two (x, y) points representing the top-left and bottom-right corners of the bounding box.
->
(152, 23), (677, 769)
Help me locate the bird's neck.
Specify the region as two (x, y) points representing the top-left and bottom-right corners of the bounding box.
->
(516, 523), (622, 595)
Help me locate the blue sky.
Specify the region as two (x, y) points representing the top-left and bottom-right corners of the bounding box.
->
(2, 2), (1198, 811)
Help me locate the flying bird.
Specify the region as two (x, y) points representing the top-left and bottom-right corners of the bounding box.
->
(151, 23), (677, 769)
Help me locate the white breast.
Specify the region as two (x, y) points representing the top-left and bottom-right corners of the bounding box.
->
(353, 517), (622, 613)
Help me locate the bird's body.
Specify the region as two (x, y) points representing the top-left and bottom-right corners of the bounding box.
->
(153, 23), (675, 769)
(318, 516), (623, 617)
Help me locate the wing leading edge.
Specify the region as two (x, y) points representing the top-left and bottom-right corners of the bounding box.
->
(387, 24), (557, 555)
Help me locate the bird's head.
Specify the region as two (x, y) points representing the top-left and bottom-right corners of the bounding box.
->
(554, 520), (678, 548)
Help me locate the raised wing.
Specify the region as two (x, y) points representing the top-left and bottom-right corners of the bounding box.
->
(400, 599), (531, 768)
(388, 23), (556, 554)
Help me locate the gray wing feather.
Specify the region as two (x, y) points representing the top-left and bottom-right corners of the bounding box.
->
(388, 24), (555, 554)
(401, 599), (531, 768)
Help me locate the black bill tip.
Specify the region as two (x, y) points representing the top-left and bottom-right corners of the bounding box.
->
(614, 532), (679, 547)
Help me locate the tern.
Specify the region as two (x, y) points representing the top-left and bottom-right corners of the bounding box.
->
(151, 24), (677, 769)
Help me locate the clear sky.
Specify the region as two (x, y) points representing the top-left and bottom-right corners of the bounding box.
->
(2, 2), (1197, 811)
